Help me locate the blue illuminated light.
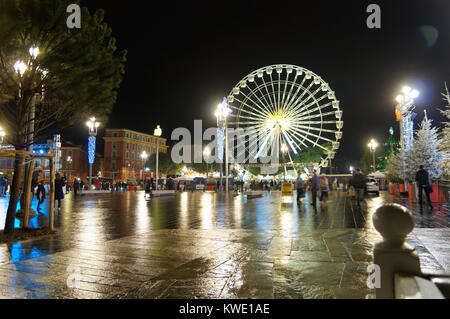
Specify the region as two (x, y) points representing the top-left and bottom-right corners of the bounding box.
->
(217, 127), (224, 161)
(88, 136), (96, 164)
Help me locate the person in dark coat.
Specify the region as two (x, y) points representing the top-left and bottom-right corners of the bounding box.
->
(415, 165), (433, 210)
(55, 173), (65, 209)
(36, 179), (46, 209)
(350, 168), (366, 209)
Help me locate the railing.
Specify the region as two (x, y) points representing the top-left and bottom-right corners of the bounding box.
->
(372, 204), (449, 299)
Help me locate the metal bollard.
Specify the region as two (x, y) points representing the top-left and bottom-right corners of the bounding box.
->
(372, 203), (423, 299)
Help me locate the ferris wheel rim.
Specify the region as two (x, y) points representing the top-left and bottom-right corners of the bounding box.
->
(226, 64), (343, 168)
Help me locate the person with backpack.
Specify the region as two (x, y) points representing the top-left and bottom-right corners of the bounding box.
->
(415, 165), (433, 211)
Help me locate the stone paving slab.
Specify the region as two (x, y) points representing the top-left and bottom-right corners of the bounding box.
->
(0, 191), (448, 299)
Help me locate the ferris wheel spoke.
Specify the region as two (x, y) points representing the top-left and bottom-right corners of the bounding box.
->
(294, 101), (332, 119)
(291, 91), (329, 117)
(245, 82), (275, 115)
(287, 128), (312, 149)
(235, 86), (274, 117)
(288, 86), (322, 115)
(280, 128), (300, 154)
(269, 73), (278, 112)
(282, 73), (298, 109)
(285, 80), (314, 112)
(284, 74), (307, 111)
(280, 71), (291, 108)
(290, 126), (335, 146)
(231, 96), (269, 120)
(294, 123), (340, 135)
(247, 81), (275, 115)
(260, 75), (275, 111)
(297, 109), (336, 121)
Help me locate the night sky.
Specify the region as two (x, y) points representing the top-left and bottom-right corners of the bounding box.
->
(66, 0), (449, 172)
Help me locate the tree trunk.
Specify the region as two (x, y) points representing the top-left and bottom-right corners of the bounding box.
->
(4, 153), (25, 234)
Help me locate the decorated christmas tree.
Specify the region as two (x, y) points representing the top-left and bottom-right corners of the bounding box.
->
(439, 84), (450, 178)
(406, 111), (446, 179)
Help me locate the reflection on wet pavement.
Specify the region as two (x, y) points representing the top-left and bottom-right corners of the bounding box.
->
(0, 190), (448, 299)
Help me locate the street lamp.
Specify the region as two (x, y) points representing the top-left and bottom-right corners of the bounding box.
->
(154, 125), (162, 190)
(140, 151), (148, 180)
(368, 139), (378, 173)
(203, 147), (211, 178)
(215, 97), (232, 193)
(395, 86), (419, 188)
(349, 166), (354, 174)
(86, 117), (100, 190)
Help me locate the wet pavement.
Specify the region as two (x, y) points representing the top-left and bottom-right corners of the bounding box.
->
(0, 190), (448, 299)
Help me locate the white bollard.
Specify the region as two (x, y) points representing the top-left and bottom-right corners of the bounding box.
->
(372, 203), (423, 299)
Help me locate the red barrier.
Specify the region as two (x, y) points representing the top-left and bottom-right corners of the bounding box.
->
(430, 185), (439, 203)
(392, 184), (397, 196)
(408, 183), (415, 199)
(399, 184), (406, 193)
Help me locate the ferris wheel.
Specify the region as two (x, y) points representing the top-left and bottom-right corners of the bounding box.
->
(226, 64), (343, 169)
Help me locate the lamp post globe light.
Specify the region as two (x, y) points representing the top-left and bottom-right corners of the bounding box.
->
(215, 97), (232, 193)
(349, 166), (354, 174)
(154, 125), (162, 190)
(368, 139), (378, 173)
(86, 117), (100, 190)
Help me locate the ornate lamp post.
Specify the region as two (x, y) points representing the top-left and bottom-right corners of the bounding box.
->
(215, 97), (232, 193)
(86, 117), (100, 190)
(368, 139), (378, 173)
(395, 86), (419, 189)
(154, 125), (162, 190)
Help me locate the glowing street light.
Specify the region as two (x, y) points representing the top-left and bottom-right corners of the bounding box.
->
(140, 151), (148, 180)
(0, 126), (5, 146)
(215, 97), (232, 193)
(154, 125), (162, 190)
(29, 46), (39, 59)
(86, 117), (100, 190)
(368, 139), (378, 173)
(349, 166), (354, 174)
(395, 85), (419, 188)
(14, 60), (27, 76)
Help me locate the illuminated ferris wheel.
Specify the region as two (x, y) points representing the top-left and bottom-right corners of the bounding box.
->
(226, 64), (343, 168)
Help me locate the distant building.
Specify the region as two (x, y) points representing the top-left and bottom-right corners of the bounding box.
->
(102, 128), (168, 182)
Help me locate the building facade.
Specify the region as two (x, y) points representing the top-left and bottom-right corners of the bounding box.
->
(103, 128), (168, 182)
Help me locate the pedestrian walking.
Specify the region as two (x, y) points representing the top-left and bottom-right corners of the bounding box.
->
(350, 168), (366, 209)
(73, 178), (79, 196)
(36, 179), (46, 209)
(295, 171), (305, 202)
(310, 171), (320, 206)
(55, 173), (65, 210)
(320, 175), (330, 201)
(415, 165), (433, 211)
